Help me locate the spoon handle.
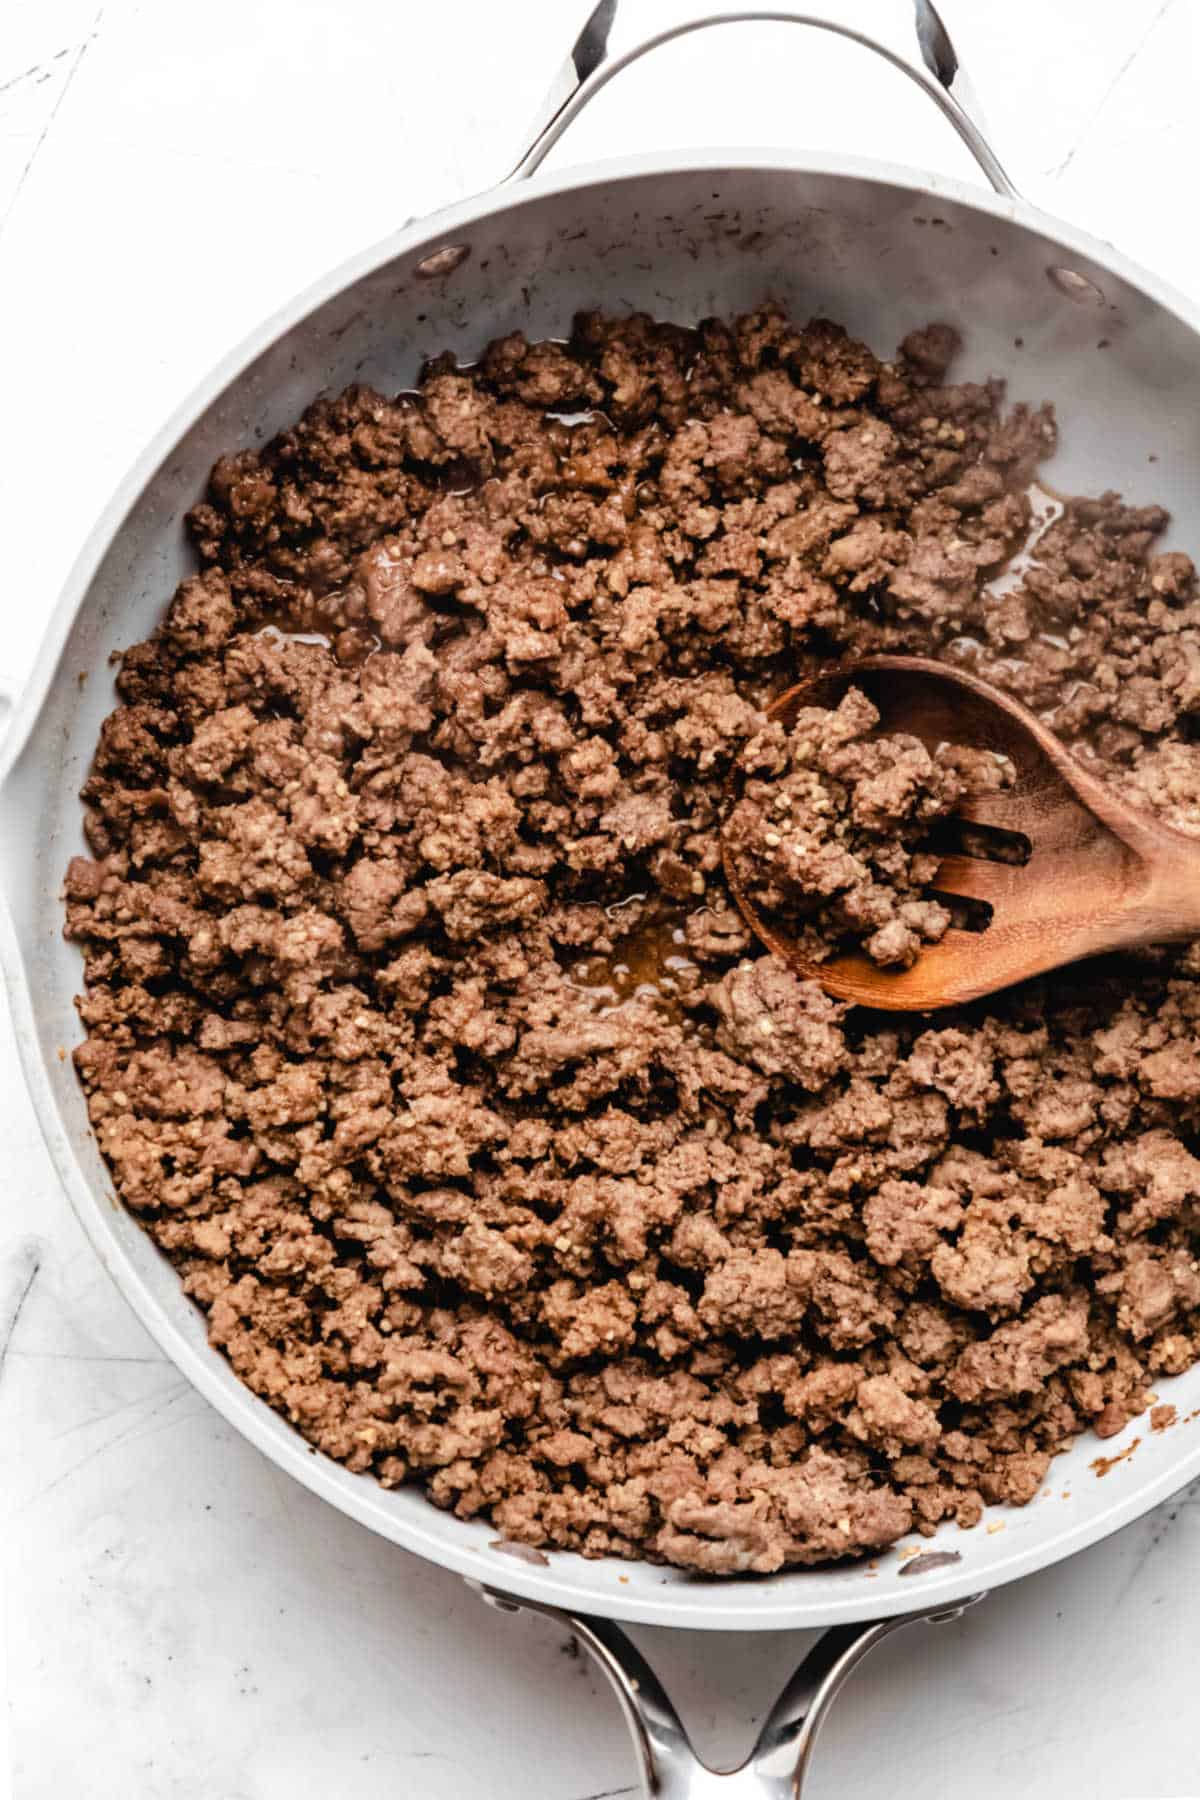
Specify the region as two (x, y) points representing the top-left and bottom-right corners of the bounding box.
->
(1124, 835), (1200, 946)
(1027, 733), (1200, 947)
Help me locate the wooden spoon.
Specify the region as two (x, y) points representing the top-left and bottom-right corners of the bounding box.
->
(721, 655), (1200, 1011)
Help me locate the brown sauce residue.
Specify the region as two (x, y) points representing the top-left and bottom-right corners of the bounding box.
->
(1091, 1436), (1141, 1477)
(897, 1549), (962, 1578)
(986, 478), (1067, 597)
(569, 904), (701, 1016)
(258, 550), (386, 669)
(255, 622), (332, 650)
(255, 616), (384, 670)
(946, 478), (1070, 702)
(1150, 1403), (1178, 1434)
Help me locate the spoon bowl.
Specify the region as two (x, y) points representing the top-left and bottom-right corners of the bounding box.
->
(722, 655), (1200, 1011)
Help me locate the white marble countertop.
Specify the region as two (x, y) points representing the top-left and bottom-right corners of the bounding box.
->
(4, 2), (1200, 1795)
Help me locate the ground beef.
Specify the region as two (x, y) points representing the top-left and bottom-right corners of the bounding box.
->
(65, 306), (1200, 1575)
(724, 685), (1012, 968)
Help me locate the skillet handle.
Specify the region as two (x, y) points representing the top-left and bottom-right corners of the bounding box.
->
(505, 0), (1018, 199)
(479, 1585), (985, 1795)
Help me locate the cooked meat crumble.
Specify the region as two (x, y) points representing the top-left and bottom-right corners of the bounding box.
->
(64, 306), (1200, 1573)
(724, 685), (1015, 968)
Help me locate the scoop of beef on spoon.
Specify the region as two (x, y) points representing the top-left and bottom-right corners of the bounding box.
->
(721, 655), (1200, 1012)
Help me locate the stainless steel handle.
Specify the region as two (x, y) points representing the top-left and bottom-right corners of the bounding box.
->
(507, 0), (1018, 199)
(479, 1586), (985, 1796)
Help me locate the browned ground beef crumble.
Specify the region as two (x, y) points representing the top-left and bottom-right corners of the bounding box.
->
(64, 307), (1200, 1574)
(723, 684), (1015, 968)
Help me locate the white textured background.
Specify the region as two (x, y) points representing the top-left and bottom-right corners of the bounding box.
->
(2, 3), (1200, 1796)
